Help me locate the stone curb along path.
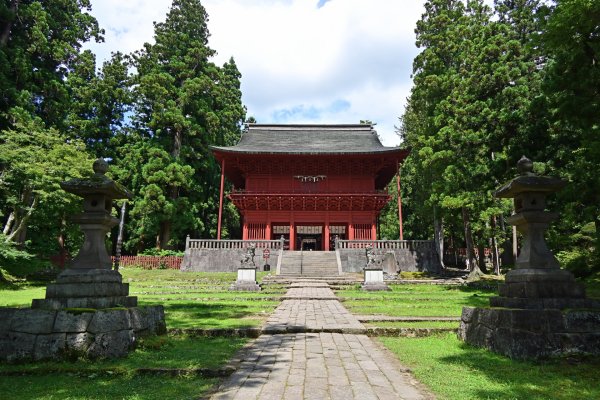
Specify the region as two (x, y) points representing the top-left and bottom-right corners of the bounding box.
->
(210, 281), (435, 400)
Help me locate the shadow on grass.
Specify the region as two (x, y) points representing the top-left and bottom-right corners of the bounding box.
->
(142, 301), (274, 329)
(441, 340), (600, 399)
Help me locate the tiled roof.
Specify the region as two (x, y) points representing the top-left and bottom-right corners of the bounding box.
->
(211, 124), (401, 154)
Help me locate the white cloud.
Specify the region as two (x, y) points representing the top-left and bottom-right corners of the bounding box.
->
(86, 0), (427, 145)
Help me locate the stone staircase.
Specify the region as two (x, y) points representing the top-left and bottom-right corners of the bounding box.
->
(279, 251), (339, 277)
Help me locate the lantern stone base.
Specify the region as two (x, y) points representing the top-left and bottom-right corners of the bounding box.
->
(459, 306), (600, 359)
(0, 306), (166, 362)
(361, 268), (390, 291)
(31, 269), (137, 310)
(230, 268), (261, 291)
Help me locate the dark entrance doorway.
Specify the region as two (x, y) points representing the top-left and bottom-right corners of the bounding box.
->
(296, 225), (323, 251)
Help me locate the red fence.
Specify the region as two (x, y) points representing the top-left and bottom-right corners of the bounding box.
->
(111, 255), (183, 270)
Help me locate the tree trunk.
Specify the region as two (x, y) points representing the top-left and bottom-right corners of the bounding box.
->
(462, 207), (483, 280)
(7, 195), (37, 244)
(157, 127), (183, 249)
(491, 215), (500, 275)
(158, 220), (171, 250)
(114, 202), (127, 271)
(2, 211), (15, 236)
(0, 0), (19, 46)
(433, 206), (445, 268)
(512, 225), (518, 263)
(57, 214), (67, 269)
(477, 242), (488, 273)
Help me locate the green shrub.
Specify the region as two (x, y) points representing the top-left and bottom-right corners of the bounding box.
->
(557, 248), (597, 279)
(139, 248), (184, 257)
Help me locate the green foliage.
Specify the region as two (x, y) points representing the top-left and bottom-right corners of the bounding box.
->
(395, 0), (596, 272)
(139, 248), (184, 257)
(115, 0), (245, 251)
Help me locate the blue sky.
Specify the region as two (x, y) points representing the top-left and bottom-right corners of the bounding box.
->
(85, 0), (430, 146)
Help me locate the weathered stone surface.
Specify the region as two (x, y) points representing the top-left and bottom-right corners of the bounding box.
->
(32, 295), (137, 310)
(33, 333), (66, 360)
(53, 310), (94, 333)
(45, 282), (129, 298)
(563, 310), (600, 333)
(229, 282), (262, 291)
(54, 268), (123, 284)
(10, 309), (56, 334)
(145, 306), (167, 335)
(0, 332), (36, 361)
(66, 332), (93, 354)
(461, 306), (476, 323)
(182, 248), (253, 272)
(339, 245), (441, 274)
(460, 307), (600, 359)
(129, 308), (149, 332)
(87, 329), (134, 358)
(0, 308), (17, 333)
(88, 309), (131, 334)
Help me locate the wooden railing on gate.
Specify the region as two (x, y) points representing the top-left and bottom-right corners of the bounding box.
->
(185, 237), (284, 250)
(335, 239), (435, 250)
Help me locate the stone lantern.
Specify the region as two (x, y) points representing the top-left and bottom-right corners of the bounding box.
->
(32, 158), (137, 310)
(0, 159), (165, 362)
(459, 156), (600, 359)
(492, 155), (584, 305)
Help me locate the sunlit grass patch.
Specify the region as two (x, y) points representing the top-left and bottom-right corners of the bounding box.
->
(379, 333), (600, 400)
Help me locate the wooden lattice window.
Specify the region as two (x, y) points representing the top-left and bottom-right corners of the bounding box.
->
(247, 223), (267, 240)
(353, 224), (372, 240)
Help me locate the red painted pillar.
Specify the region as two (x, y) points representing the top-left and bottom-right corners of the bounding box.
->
(217, 158), (225, 240)
(289, 222), (295, 251)
(371, 220), (377, 241)
(242, 220), (248, 240)
(324, 223), (330, 251)
(265, 220), (271, 240)
(397, 162), (404, 241)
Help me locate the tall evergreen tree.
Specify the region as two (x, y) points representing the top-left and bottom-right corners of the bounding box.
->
(126, 0), (245, 250)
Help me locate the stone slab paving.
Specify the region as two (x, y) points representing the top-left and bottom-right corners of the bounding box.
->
(210, 281), (434, 399)
(282, 286), (339, 300)
(264, 300), (365, 333)
(211, 333), (433, 400)
(289, 282), (330, 288)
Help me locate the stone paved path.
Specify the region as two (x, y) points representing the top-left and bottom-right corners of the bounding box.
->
(210, 282), (434, 400)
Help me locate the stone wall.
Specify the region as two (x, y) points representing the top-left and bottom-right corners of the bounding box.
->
(181, 248), (279, 272)
(0, 306), (165, 362)
(459, 306), (600, 359)
(337, 246), (442, 274)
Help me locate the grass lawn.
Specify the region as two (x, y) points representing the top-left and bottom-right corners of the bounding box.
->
(0, 374), (217, 400)
(0, 268), (266, 399)
(0, 267), (283, 329)
(365, 320), (459, 329)
(2, 267), (599, 400)
(0, 336), (245, 399)
(380, 332), (600, 400)
(337, 283), (495, 317)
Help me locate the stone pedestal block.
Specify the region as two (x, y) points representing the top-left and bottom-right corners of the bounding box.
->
(0, 306), (165, 362)
(361, 268), (390, 291)
(230, 267), (261, 291)
(460, 306), (600, 359)
(31, 269), (137, 310)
